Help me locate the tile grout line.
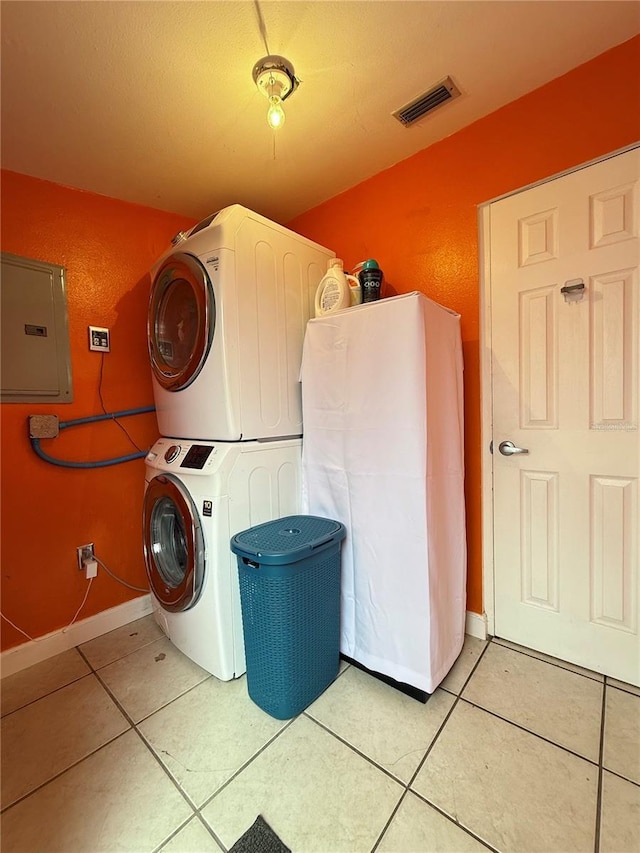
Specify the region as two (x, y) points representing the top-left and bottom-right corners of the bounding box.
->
(149, 814), (203, 853)
(409, 788), (501, 852)
(150, 811), (225, 853)
(302, 712), (406, 787)
(303, 691), (499, 853)
(371, 639), (500, 852)
(78, 632), (168, 673)
(594, 680), (607, 853)
(491, 637), (606, 683)
(85, 654), (211, 844)
(599, 765), (640, 790)
(456, 696), (602, 769)
(8, 625), (286, 852)
(4, 623), (217, 848)
(120, 679), (230, 852)
(77, 646), (142, 730)
(301, 668), (506, 853)
(459, 636), (612, 769)
(369, 788), (409, 853)
(124, 672), (211, 725)
(131, 723), (201, 810)
(183, 813), (226, 853)
(606, 681), (640, 699)
(605, 683), (640, 698)
(190, 717), (303, 851)
(0, 727), (132, 816)
(196, 716), (299, 813)
(5, 636), (294, 850)
(405, 637), (493, 791)
(0, 671), (94, 720)
(193, 667), (354, 819)
(402, 635), (603, 853)
(142, 647), (345, 824)
(78, 637), (349, 820)
(1, 638), (145, 816)
(75, 643), (96, 671)
(79, 640), (216, 729)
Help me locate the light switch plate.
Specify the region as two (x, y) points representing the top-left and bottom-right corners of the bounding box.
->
(89, 326), (110, 352)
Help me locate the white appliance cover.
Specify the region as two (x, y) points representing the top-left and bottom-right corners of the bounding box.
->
(300, 292), (466, 693)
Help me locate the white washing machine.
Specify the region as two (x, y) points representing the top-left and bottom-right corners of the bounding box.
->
(148, 204), (334, 441)
(142, 436), (302, 679)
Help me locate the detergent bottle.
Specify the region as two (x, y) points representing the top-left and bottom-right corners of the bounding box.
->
(314, 259), (360, 317)
(356, 259), (384, 303)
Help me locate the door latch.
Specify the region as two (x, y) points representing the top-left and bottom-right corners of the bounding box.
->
(560, 279), (585, 304)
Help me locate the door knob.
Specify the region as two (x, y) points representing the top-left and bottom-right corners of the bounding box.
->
(499, 440), (529, 456)
(498, 441), (529, 456)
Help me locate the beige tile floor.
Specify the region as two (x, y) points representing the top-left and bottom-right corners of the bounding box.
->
(1, 617), (639, 853)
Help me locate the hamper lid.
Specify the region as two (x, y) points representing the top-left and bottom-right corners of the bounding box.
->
(230, 515), (346, 564)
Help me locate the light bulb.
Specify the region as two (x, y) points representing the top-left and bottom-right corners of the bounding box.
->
(267, 95), (285, 129)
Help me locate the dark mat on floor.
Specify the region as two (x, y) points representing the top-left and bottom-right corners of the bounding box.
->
(229, 815), (291, 853)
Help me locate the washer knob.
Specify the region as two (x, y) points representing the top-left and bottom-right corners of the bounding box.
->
(164, 445), (181, 464)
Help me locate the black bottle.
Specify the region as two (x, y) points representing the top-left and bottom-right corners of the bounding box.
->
(358, 259), (383, 303)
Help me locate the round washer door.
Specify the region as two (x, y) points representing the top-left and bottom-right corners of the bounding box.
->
(148, 252), (216, 391)
(143, 473), (205, 612)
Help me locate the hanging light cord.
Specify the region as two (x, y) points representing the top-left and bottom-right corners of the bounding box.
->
(254, 0), (271, 54)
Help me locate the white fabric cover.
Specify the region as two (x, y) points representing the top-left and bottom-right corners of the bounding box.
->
(300, 292), (466, 693)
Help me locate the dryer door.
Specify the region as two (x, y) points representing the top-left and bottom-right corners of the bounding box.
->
(143, 473), (205, 612)
(148, 252), (216, 390)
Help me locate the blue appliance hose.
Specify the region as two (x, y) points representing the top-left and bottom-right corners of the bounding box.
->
(30, 406), (155, 468)
(30, 439), (147, 468)
(58, 406), (156, 429)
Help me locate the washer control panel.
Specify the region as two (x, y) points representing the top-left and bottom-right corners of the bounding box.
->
(146, 438), (218, 472)
(180, 444), (214, 469)
(145, 437), (222, 473)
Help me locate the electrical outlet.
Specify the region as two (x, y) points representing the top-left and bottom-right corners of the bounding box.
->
(77, 543), (94, 570)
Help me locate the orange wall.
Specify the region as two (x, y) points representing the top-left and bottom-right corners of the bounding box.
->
(289, 36), (640, 615)
(0, 172), (195, 651)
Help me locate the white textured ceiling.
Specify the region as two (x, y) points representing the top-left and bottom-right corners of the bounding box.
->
(1, 1), (639, 223)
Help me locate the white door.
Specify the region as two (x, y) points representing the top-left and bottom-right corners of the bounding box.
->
(488, 147), (639, 686)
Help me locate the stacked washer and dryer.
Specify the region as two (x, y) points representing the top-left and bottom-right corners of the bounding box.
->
(142, 205), (334, 680)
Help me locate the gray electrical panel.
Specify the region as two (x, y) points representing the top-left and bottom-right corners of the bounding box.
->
(1, 252), (73, 403)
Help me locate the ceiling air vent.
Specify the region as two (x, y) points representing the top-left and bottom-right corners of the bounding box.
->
(393, 76), (461, 127)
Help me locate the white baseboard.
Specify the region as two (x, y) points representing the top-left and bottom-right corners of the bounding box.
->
(465, 610), (488, 641)
(2, 598), (485, 678)
(1, 595), (152, 679)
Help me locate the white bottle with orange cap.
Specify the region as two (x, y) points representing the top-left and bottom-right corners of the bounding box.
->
(314, 259), (361, 317)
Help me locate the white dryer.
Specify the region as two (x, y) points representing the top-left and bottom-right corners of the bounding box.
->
(142, 436), (302, 680)
(148, 205), (334, 441)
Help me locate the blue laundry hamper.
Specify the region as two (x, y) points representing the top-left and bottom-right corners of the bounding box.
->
(230, 515), (346, 720)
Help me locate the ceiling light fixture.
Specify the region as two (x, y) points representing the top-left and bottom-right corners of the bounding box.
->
(252, 55), (299, 129)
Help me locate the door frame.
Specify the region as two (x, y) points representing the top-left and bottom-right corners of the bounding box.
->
(479, 142), (639, 637)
